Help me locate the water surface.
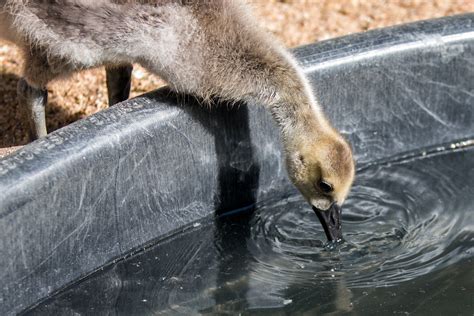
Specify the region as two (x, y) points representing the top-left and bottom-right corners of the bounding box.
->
(25, 145), (474, 315)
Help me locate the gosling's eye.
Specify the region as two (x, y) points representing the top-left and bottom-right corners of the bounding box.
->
(318, 181), (333, 194)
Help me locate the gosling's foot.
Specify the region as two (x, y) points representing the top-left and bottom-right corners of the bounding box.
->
(106, 64), (133, 106)
(17, 78), (48, 140)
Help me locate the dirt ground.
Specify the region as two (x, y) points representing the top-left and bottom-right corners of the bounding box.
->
(0, 0), (473, 156)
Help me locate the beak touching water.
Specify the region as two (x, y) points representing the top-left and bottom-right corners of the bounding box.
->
(312, 203), (343, 242)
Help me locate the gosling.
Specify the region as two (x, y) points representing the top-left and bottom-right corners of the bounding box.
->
(0, 0), (355, 241)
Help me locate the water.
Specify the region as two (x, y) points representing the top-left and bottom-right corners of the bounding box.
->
(25, 145), (474, 315)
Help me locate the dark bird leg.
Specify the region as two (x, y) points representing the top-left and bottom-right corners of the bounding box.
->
(17, 78), (48, 140)
(106, 65), (133, 106)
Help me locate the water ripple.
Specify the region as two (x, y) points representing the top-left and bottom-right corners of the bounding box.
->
(246, 152), (473, 289)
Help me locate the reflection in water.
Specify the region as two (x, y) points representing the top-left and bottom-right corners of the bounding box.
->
(25, 146), (474, 315)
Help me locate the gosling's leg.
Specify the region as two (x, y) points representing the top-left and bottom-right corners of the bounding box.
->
(17, 78), (48, 140)
(106, 65), (133, 106)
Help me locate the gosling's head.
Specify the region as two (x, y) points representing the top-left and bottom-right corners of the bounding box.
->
(286, 129), (355, 242)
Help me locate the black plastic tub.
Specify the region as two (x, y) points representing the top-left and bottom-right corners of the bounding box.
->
(1, 14), (473, 315)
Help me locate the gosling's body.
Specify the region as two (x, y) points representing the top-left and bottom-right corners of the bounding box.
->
(1, 0), (317, 135)
(1, 0), (355, 235)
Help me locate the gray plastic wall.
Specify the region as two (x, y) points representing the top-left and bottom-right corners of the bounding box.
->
(1, 14), (473, 315)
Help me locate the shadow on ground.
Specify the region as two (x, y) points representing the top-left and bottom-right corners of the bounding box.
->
(0, 72), (85, 148)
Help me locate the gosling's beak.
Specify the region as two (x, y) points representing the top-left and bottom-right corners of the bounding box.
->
(312, 203), (343, 242)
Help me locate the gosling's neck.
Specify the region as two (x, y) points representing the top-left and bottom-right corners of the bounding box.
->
(257, 53), (333, 148)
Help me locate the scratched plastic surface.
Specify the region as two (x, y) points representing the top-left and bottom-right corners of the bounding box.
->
(25, 144), (474, 315)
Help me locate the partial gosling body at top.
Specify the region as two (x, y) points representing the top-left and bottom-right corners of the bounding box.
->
(0, 0), (355, 241)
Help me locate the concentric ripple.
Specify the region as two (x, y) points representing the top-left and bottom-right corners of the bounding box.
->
(246, 149), (474, 289)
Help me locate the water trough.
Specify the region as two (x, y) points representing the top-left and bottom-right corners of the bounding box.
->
(1, 14), (473, 315)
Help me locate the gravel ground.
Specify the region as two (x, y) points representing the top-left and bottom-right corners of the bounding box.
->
(0, 0), (473, 153)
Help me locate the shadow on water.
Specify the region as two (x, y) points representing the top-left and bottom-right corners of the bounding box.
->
(183, 95), (261, 314)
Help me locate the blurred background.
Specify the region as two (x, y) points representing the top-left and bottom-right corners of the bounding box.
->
(1, 0), (473, 149)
